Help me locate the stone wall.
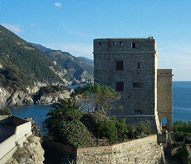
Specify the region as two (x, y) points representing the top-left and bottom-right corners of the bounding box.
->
(94, 38), (162, 133)
(157, 69), (173, 131)
(94, 38), (157, 116)
(77, 135), (165, 164)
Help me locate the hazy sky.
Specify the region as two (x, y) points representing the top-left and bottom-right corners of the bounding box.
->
(0, 0), (191, 81)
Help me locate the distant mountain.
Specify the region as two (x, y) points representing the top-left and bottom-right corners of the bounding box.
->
(0, 25), (94, 108)
(30, 43), (52, 53)
(0, 25), (65, 90)
(77, 56), (93, 67)
(31, 43), (94, 82)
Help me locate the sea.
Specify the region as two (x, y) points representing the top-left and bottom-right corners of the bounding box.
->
(10, 82), (191, 130)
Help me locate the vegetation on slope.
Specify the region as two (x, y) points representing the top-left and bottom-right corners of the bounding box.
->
(0, 25), (63, 89)
(44, 84), (152, 148)
(165, 121), (191, 164)
(31, 43), (93, 82)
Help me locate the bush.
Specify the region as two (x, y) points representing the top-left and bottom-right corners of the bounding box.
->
(115, 119), (128, 141)
(136, 122), (152, 137)
(97, 119), (118, 144)
(81, 112), (129, 144)
(173, 121), (191, 142)
(172, 145), (189, 164)
(80, 112), (109, 136)
(127, 125), (136, 139)
(55, 120), (96, 148)
(0, 107), (11, 115)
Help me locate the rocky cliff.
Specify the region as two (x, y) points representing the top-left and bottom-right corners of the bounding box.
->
(6, 135), (45, 164)
(0, 87), (33, 109)
(0, 83), (72, 108)
(36, 90), (71, 105)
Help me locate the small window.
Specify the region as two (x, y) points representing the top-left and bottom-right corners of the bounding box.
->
(98, 42), (102, 45)
(116, 82), (124, 91)
(116, 61), (124, 70)
(113, 41), (117, 45)
(135, 109), (142, 114)
(131, 42), (135, 48)
(137, 62), (140, 69)
(119, 41), (123, 45)
(108, 41), (111, 47)
(133, 82), (144, 88)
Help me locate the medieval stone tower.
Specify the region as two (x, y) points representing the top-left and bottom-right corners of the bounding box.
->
(94, 37), (173, 133)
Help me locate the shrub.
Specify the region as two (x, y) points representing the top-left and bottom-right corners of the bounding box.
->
(172, 145), (189, 164)
(173, 121), (191, 142)
(136, 122), (152, 137)
(127, 125), (136, 139)
(80, 112), (109, 136)
(97, 119), (118, 144)
(55, 119), (96, 148)
(115, 119), (128, 141)
(0, 107), (11, 115)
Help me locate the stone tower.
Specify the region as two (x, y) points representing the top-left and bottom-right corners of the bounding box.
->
(94, 38), (173, 133)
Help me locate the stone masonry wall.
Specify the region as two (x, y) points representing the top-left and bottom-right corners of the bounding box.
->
(94, 38), (162, 133)
(94, 38), (157, 116)
(157, 69), (173, 131)
(77, 135), (165, 164)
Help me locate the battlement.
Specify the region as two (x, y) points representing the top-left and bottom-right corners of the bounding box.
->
(94, 37), (156, 53)
(158, 69), (173, 76)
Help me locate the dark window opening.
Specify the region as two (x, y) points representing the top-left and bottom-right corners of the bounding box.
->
(108, 41), (111, 47)
(133, 82), (144, 88)
(98, 42), (102, 45)
(135, 109), (142, 114)
(113, 41), (117, 45)
(116, 82), (124, 91)
(116, 61), (124, 70)
(137, 62), (140, 69)
(119, 41), (123, 45)
(131, 42), (135, 48)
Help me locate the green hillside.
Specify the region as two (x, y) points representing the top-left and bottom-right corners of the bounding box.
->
(31, 43), (94, 82)
(0, 25), (63, 89)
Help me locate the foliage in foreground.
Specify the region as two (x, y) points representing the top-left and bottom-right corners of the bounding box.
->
(72, 83), (121, 114)
(0, 107), (11, 115)
(44, 98), (152, 148)
(173, 121), (191, 142)
(167, 121), (191, 164)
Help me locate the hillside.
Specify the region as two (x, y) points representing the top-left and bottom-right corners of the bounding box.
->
(0, 25), (65, 90)
(31, 43), (94, 83)
(77, 56), (94, 67)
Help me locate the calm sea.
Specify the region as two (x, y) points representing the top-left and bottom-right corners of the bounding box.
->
(173, 81), (191, 122)
(11, 82), (191, 129)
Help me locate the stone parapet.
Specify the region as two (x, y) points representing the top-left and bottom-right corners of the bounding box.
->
(77, 135), (165, 164)
(0, 116), (32, 164)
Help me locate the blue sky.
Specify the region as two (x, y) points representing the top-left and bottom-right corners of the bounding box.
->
(0, 0), (191, 81)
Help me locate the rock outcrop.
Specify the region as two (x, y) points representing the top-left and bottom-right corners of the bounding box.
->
(0, 87), (33, 109)
(6, 135), (45, 164)
(0, 83), (71, 108)
(36, 90), (71, 105)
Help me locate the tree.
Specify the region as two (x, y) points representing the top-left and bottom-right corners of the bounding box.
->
(73, 83), (121, 115)
(44, 98), (82, 137)
(115, 119), (128, 141)
(72, 83), (94, 112)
